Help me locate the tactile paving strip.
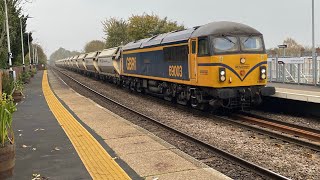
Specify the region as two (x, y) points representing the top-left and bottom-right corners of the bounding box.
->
(42, 70), (130, 180)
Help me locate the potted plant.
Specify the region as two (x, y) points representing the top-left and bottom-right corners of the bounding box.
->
(29, 69), (34, 78)
(29, 68), (37, 78)
(20, 71), (31, 84)
(32, 68), (37, 75)
(2, 73), (24, 103)
(12, 80), (24, 103)
(0, 93), (17, 179)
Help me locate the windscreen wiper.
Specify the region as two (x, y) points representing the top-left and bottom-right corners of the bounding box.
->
(243, 34), (254, 43)
(222, 35), (235, 44)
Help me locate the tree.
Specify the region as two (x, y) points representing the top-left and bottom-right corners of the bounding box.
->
(84, 40), (105, 53)
(103, 13), (185, 48)
(0, 0), (32, 68)
(281, 38), (303, 57)
(127, 13), (184, 41)
(103, 17), (130, 48)
(268, 38), (305, 57)
(32, 44), (47, 65)
(50, 48), (80, 61)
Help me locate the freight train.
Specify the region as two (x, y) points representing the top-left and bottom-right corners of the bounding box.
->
(55, 21), (275, 110)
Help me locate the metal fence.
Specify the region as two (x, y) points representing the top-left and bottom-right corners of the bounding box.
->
(268, 56), (320, 85)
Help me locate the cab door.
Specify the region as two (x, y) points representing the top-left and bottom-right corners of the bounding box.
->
(189, 38), (198, 81)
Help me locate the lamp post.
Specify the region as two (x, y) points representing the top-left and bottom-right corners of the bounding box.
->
(20, 18), (25, 71)
(278, 44), (288, 83)
(311, 0), (317, 85)
(32, 44), (35, 66)
(20, 16), (33, 72)
(4, 0), (14, 78)
(35, 46), (38, 66)
(27, 32), (32, 71)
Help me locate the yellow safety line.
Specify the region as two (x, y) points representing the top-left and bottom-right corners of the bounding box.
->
(42, 70), (131, 180)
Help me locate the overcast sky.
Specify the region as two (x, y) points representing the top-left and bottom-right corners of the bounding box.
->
(23, 0), (319, 56)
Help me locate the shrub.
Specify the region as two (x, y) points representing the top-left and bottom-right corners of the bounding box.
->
(0, 93), (17, 147)
(13, 80), (24, 94)
(20, 71), (31, 83)
(2, 73), (14, 95)
(31, 68), (37, 75)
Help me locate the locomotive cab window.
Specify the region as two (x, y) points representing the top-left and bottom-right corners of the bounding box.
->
(211, 36), (239, 53)
(198, 37), (209, 56)
(191, 41), (196, 54)
(240, 36), (264, 52)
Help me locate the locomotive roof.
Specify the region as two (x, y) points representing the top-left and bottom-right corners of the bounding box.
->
(123, 21), (262, 51)
(191, 21), (262, 37)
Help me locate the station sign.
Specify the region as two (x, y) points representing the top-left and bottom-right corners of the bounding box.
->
(267, 57), (305, 64)
(278, 44), (288, 48)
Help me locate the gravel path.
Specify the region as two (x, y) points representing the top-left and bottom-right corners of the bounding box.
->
(56, 68), (320, 180)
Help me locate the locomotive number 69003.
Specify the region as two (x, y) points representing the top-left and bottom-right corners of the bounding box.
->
(169, 65), (182, 78)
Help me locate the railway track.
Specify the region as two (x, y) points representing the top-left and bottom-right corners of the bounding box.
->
(219, 113), (320, 152)
(238, 113), (320, 142)
(52, 67), (289, 180)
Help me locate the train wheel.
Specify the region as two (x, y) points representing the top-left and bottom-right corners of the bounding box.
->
(177, 91), (188, 105)
(164, 88), (174, 102)
(191, 101), (209, 111)
(136, 81), (143, 93)
(129, 80), (135, 91)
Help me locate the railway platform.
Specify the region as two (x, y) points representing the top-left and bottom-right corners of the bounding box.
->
(11, 70), (230, 179)
(268, 82), (320, 103)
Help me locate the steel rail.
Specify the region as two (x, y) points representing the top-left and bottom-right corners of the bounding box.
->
(236, 113), (320, 142)
(240, 112), (320, 136)
(215, 115), (320, 152)
(52, 66), (289, 180)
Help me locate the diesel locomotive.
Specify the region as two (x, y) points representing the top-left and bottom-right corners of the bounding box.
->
(55, 21), (275, 110)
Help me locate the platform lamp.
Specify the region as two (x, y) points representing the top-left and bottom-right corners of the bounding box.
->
(278, 44), (287, 58)
(311, 0), (317, 85)
(20, 16), (33, 72)
(4, 0), (15, 79)
(278, 44), (288, 83)
(27, 31), (35, 71)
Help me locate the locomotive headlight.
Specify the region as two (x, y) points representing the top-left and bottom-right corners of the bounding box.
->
(219, 68), (226, 82)
(260, 66), (267, 80)
(220, 76), (226, 82)
(240, 58), (246, 64)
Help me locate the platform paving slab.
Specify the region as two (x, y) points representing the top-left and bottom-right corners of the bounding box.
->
(11, 71), (91, 179)
(120, 149), (197, 177)
(106, 135), (170, 156)
(145, 168), (229, 180)
(268, 82), (320, 103)
(48, 69), (231, 180)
